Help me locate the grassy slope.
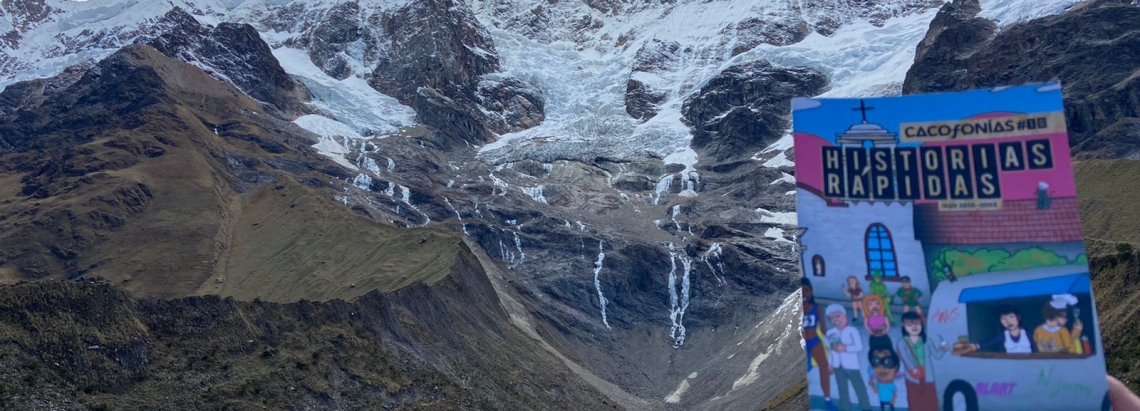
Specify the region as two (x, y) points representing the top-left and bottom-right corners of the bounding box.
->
(0, 46), (467, 303)
(1076, 159), (1140, 390)
(0, 277), (619, 410)
(218, 176), (460, 302)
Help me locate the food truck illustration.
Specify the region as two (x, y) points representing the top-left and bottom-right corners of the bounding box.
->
(925, 264), (1109, 411)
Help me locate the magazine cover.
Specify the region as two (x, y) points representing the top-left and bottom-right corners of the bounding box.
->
(792, 81), (1109, 411)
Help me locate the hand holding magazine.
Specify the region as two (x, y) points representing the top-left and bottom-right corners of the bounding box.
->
(793, 81), (1110, 411)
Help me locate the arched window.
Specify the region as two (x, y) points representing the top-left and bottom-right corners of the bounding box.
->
(811, 255), (825, 277)
(865, 223), (899, 278)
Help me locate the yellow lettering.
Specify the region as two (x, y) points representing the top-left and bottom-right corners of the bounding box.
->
(927, 175), (942, 196)
(1004, 145), (1021, 169)
(980, 173), (996, 196)
(828, 174), (841, 195)
(851, 177), (866, 197)
(954, 174), (969, 197)
(950, 149), (966, 170)
(898, 150), (913, 171)
(826, 149), (841, 170)
(1031, 142), (1049, 166)
(924, 150), (940, 170)
(875, 150), (889, 171)
(876, 175), (890, 197)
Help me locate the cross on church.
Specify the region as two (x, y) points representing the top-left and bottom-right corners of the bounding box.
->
(853, 99), (874, 123)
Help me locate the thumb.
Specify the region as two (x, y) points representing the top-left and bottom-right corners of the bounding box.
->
(1109, 376), (1140, 411)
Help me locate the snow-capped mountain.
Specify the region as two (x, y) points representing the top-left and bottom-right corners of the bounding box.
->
(0, 0), (1089, 409)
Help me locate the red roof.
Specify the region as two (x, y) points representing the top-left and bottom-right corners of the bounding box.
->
(914, 198), (1084, 244)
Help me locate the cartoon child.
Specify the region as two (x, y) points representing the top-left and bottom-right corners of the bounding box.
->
(843, 275), (866, 321)
(867, 342), (901, 411)
(894, 276), (923, 318)
(971, 306), (1035, 354)
(896, 312), (949, 411)
(867, 271), (895, 323)
(825, 304), (872, 411)
(802, 277), (836, 410)
(1034, 294), (1083, 353)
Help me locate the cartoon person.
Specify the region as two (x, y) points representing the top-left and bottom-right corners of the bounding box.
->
(894, 276), (923, 318)
(826, 304), (872, 411)
(802, 277), (836, 410)
(970, 306), (1035, 354)
(896, 312), (949, 411)
(867, 271), (895, 323)
(1034, 294), (1083, 353)
(867, 342), (901, 411)
(863, 295), (893, 351)
(843, 275), (866, 321)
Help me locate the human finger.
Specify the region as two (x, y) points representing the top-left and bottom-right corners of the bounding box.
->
(1109, 376), (1140, 411)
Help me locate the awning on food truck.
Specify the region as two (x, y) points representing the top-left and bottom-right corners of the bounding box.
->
(958, 273), (1090, 304)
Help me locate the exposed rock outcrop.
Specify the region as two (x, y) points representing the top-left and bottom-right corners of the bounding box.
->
(369, 0), (501, 105)
(682, 61), (828, 163)
(147, 8), (309, 115)
(903, 0), (1140, 151)
(478, 76), (546, 133)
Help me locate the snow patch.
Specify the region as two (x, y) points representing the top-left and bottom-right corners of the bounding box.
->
(273, 47), (415, 136)
(757, 208), (797, 225)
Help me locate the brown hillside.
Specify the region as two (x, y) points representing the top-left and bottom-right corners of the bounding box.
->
(1075, 159), (1140, 246)
(0, 265), (619, 410)
(0, 45), (465, 302)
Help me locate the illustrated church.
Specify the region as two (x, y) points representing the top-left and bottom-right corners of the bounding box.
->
(794, 103), (932, 307)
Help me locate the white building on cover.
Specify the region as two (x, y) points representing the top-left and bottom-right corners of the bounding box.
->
(795, 114), (931, 307)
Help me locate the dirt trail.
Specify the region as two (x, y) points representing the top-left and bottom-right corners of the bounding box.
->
(464, 238), (654, 411)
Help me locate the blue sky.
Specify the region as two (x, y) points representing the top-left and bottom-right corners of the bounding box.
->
(792, 81), (1064, 144)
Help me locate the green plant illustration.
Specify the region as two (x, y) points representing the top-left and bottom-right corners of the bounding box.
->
(930, 247), (1086, 282)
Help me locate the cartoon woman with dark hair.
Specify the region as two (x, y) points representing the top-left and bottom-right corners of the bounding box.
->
(803, 277), (836, 410)
(896, 311), (948, 411)
(970, 306), (1035, 354)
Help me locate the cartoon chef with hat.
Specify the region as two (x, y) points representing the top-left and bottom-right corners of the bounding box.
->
(1033, 294), (1084, 354)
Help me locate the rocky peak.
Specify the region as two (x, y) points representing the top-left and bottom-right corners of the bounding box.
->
(681, 61), (829, 163)
(370, 0), (500, 105)
(148, 8), (308, 116)
(903, 0), (1140, 156)
(901, 0), (995, 94)
(1, 0), (55, 33)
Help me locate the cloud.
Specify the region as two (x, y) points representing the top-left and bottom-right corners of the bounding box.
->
(791, 98), (822, 112)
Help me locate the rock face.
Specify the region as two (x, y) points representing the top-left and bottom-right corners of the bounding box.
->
(903, 0), (1140, 152)
(625, 40), (679, 121)
(681, 61), (828, 163)
(720, 18), (812, 56)
(901, 0), (997, 94)
(369, 0), (501, 105)
(148, 8), (308, 115)
(478, 76), (546, 134)
(414, 87), (498, 148)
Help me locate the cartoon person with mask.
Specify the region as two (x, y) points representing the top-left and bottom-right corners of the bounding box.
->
(867, 342), (901, 411)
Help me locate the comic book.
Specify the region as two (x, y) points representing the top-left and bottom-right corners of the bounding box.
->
(792, 81), (1109, 411)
